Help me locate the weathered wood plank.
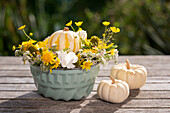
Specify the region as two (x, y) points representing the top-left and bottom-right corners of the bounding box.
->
(0, 69), (170, 77)
(0, 109), (72, 113)
(0, 83), (170, 91)
(0, 71), (31, 77)
(0, 65), (29, 71)
(96, 76), (170, 84)
(0, 77), (33, 84)
(0, 91), (45, 100)
(81, 108), (170, 113)
(98, 69), (170, 76)
(0, 76), (170, 84)
(0, 99), (170, 108)
(93, 84), (170, 91)
(0, 91), (170, 100)
(114, 109), (170, 113)
(0, 56), (169, 113)
(100, 63), (170, 70)
(116, 55), (170, 64)
(0, 108), (170, 113)
(0, 84), (36, 91)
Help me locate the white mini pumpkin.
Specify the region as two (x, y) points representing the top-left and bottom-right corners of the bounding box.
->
(47, 27), (80, 53)
(97, 76), (129, 103)
(111, 59), (147, 89)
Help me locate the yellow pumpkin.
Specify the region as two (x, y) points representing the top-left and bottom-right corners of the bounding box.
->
(47, 27), (80, 53)
(111, 59), (147, 89)
(97, 76), (129, 103)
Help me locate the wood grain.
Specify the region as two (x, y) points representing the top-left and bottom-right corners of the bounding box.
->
(0, 83), (169, 91)
(0, 99), (170, 108)
(0, 56), (170, 113)
(0, 76), (170, 84)
(0, 91), (170, 100)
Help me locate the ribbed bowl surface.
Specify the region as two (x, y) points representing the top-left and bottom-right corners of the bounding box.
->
(30, 64), (100, 101)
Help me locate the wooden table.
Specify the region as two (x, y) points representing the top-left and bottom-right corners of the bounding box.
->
(0, 56), (170, 113)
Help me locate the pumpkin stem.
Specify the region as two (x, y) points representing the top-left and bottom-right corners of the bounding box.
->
(109, 76), (115, 84)
(126, 59), (130, 69)
(64, 27), (69, 31)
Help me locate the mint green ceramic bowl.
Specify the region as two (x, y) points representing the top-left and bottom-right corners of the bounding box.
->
(30, 64), (100, 101)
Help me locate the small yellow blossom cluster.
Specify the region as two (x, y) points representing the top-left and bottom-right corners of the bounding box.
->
(14, 25), (60, 73)
(81, 60), (93, 71)
(66, 20), (83, 32)
(102, 21), (110, 26)
(102, 21), (120, 33)
(110, 27), (120, 33)
(66, 20), (83, 27)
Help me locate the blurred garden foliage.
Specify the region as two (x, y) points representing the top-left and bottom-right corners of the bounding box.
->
(0, 0), (170, 56)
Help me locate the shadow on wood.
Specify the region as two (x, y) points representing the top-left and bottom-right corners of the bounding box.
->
(79, 89), (140, 113)
(0, 89), (140, 113)
(0, 91), (89, 113)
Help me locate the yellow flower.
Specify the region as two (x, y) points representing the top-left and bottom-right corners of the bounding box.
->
(92, 47), (98, 53)
(21, 40), (36, 51)
(41, 51), (56, 65)
(29, 39), (37, 44)
(85, 39), (90, 46)
(22, 39), (36, 46)
(98, 41), (106, 49)
(102, 21), (110, 26)
(90, 36), (100, 46)
(37, 40), (48, 48)
(42, 47), (48, 52)
(116, 28), (120, 33)
(50, 57), (60, 74)
(12, 45), (16, 51)
(29, 33), (33, 36)
(79, 58), (85, 65)
(18, 25), (26, 30)
(78, 27), (82, 31)
(91, 49), (97, 53)
(75, 21), (83, 26)
(52, 57), (60, 69)
(27, 45), (38, 53)
(83, 49), (90, 53)
(110, 27), (116, 32)
(110, 49), (115, 55)
(102, 34), (106, 37)
(66, 20), (72, 26)
(83, 49), (97, 54)
(36, 51), (41, 55)
(77, 53), (81, 60)
(103, 43), (114, 49)
(81, 60), (93, 71)
(110, 27), (120, 33)
(18, 44), (22, 48)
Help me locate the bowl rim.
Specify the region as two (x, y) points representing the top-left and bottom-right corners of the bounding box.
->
(30, 63), (100, 71)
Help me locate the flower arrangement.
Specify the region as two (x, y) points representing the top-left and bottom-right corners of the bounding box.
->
(13, 20), (119, 73)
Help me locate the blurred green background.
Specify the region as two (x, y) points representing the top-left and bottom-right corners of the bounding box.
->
(0, 0), (170, 56)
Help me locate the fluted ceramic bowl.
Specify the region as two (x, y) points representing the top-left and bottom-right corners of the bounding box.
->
(30, 64), (100, 101)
